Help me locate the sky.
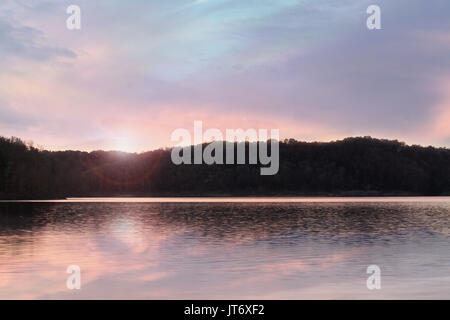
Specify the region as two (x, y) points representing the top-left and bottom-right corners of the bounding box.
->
(0, 0), (450, 152)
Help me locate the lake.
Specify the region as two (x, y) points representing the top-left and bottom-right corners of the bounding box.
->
(0, 197), (449, 299)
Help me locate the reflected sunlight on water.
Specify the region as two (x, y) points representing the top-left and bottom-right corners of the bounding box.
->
(0, 199), (449, 299)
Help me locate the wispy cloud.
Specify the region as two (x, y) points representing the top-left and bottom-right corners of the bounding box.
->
(190, 0), (208, 6)
(0, 19), (75, 63)
(0, 0), (450, 151)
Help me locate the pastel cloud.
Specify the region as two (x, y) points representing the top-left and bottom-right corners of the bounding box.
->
(1, 0), (450, 151)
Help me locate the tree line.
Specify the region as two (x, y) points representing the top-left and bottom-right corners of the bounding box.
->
(1, 135), (450, 199)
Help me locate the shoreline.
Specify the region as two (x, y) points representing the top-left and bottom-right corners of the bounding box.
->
(2, 195), (450, 203)
(0, 191), (446, 201)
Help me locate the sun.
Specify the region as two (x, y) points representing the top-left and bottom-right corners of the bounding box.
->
(110, 136), (140, 153)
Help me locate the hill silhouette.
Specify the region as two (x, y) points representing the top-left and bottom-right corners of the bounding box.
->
(1, 135), (450, 199)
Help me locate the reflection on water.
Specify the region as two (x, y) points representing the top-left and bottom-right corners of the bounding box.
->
(0, 199), (449, 299)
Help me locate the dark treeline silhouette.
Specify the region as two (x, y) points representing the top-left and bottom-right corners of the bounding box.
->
(1, 135), (450, 199)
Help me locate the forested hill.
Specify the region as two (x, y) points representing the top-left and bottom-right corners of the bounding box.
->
(1, 136), (450, 199)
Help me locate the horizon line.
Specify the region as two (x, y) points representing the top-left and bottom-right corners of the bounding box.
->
(2, 135), (448, 155)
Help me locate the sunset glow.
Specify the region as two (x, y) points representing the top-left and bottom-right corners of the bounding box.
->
(0, 0), (449, 152)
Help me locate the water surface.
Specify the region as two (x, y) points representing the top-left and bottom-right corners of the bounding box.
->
(0, 197), (449, 299)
